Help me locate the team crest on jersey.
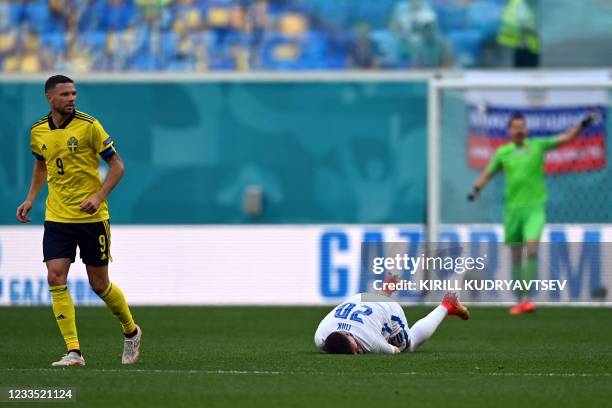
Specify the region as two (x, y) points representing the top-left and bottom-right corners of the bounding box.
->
(67, 136), (79, 153)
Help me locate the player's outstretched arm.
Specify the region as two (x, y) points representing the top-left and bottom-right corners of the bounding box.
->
(375, 336), (400, 354)
(467, 170), (494, 202)
(79, 152), (125, 215)
(555, 111), (597, 147)
(468, 145), (502, 202)
(16, 159), (47, 223)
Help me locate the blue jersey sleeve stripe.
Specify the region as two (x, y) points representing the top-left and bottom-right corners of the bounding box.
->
(99, 146), (116, 158)
(32, 151), (44, 160)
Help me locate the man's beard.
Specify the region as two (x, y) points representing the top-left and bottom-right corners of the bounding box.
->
(59, 105), (74, 115)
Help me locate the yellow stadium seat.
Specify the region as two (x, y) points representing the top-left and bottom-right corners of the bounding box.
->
(279, 13), (308, 38)
(208, 7), (231, 27)
(273, 43), (300, 61)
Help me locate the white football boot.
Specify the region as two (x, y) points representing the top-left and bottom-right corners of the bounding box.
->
(51, 351), (85, 367)
(122, 324), (142, 364)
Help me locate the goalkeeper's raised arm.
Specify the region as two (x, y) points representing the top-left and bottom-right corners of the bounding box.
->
(554, 110), (597, 146)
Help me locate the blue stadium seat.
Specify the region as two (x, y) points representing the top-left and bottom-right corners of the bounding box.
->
(303, 32), (328, 69)
(0, 4), (10, 31)
(371, 29), (409, 69)
(222, 31), (250, 49)
(436, 4), (468, 33)
(324, 32), (350, 70)
(171, 0), (208, 16)
(129, 25), (150, 56)
(165, 58), (196, 72)
(204, 0), (239, 7)
(158, 5), (176, 31)
(208, 55), (236, 70)
(40, 31), (66, 53)
(128, 52), (160, 71)
(78, 1), (109, 31)
(305, 0), (351, 28)
(0, 2), (24, 31)
(42, 12), (68, 34)
(207, 31), (246, 70)
(23, 3), (49, 32)
(160, 32), (180, 63)
(260, 32), (294, 70)
(447, 29), (483, 67)
(100, 0), (136, 30)
(350, 0), (396, 30)
(9, 2), (24, 25)
(260, 31), (327, 70)
(466, 1), (503, 37)
(77, 31), (108, 51)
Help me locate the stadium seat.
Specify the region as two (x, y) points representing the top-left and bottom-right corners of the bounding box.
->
(350, 0), (396, 30)
(208, 54), (236, 70)
(305, 0), (350, 28)
(466, 1), (502, 37)
(158, 5), (175, 31)
(0, 3), (23, 31)
(160, 31), (180, 63)
(209, 30), (251, 70)
(20, 52), (41, 73)
(206, 3), (233, 28)
(78, 1), (108, 31)
(77, 31), (108, 56)
(324, 33), (350, 70)
(40, 31), (67, 53)
(0, 31), (16, 58)
(371, 28), (410, 69)
(128, 52), (160, 71)
(260, 32), (296, 70)
(278, 12), (309, 38)
(447, 29), (483, 67)
(436, 4), (468, 33)
(260, 30), (327, 70)
(23, 3), (49, 32)
(101, 0), (136, 31)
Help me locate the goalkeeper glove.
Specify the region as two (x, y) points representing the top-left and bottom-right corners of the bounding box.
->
(581, 111), (597, 129)
(467, 186), (480, 202)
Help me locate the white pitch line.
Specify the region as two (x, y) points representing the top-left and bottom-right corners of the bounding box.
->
(1, 368), (283, 375)
(1, 368), (610, 378)
(474, 372), (612, 378)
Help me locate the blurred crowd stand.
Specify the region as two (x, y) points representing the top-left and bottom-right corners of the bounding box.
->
(0, 0), (533, 72)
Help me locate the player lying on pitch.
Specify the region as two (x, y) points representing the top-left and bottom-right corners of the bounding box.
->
(314, 292), (469, 354)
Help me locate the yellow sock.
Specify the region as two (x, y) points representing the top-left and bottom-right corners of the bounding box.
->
(49, 285), (79, 351)
(99, 282), (136, 335)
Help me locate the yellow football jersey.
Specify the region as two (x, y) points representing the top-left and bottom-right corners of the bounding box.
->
(30, 110), (116, 223)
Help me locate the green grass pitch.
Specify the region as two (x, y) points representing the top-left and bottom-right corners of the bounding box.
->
(1, 306), (610, 407)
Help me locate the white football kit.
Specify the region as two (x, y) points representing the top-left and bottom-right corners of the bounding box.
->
(315, 293), (453, 354)
(314, 294), (410, 354)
